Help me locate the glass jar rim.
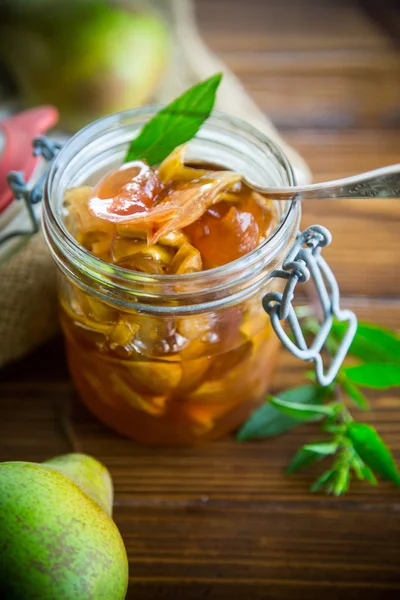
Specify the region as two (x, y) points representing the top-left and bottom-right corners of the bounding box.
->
(43, 107), (299, 312)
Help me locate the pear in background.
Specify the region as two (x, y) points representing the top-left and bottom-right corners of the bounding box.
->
(0, 453), (128, 599)
(0, 0), (170, 131)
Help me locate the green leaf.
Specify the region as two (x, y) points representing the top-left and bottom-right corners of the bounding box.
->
(310, 469), (335, 492)
(360, 465), (378, 485)
(332, 464), (351, 496)
(302, 317), (400, 365)
(287, 448), (322, 474)
(340, 373), (370, 410)
(287, 441), (337, 474)
(333, 321), (400, 364)
(303, 441), (339, 455)
(124, 73), (222, 165)
(344, 364), (400, 389)
(268, 396), (340, 421)
(299, 316), (339, 354)
(299, 316), (320, 335)
(323, 423), (346, 434)
(347, 422), (400, 486)
(351, 456), (378, 485)
(236, 385), (327, 441)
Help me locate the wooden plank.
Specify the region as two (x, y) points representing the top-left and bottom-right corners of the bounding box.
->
(285, 129), (400, 180)
(196, 0), (394, 52)
(246, 68), (399, 129)
(1, 1), (400, 598)
(197, 0), (400, 129)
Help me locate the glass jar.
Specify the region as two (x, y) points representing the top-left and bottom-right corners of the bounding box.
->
(42, 108), (300, 445)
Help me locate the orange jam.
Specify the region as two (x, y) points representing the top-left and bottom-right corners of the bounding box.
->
(61, 145), (280, 444)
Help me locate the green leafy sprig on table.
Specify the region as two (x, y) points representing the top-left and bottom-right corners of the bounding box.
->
(237, 319), (400, 495)
(124, 73), (222, 165)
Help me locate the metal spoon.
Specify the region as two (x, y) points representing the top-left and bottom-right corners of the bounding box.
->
(245, 163), (400, 200)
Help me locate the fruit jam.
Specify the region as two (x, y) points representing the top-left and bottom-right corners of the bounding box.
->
(61, 145), (281, 444)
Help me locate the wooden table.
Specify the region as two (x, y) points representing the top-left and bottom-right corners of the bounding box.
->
(1, 1), (399, 598)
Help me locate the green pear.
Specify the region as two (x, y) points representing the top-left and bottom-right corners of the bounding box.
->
(43, 453), (113, 517)
(0, 454), (128, 599)
(0, 0), (170, 131)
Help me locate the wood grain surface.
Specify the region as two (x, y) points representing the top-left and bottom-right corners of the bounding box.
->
(1, 0), (400, 598)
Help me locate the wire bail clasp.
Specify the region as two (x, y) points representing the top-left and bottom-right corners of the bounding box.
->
(1, 137), (61, 245)
(263, 225), (357, 386)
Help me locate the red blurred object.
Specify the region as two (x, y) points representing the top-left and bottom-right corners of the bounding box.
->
(0, 106), (58, 214)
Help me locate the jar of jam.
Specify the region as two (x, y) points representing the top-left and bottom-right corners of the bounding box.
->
(40, 108), (299, 444)
(40, 108), (355, 445)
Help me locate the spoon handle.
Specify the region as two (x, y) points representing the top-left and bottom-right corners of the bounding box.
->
(258, 163), (400, 200)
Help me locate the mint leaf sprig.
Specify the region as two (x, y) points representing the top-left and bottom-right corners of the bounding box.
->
(237, 320), (400, 494)
(124, 73), (222, 165)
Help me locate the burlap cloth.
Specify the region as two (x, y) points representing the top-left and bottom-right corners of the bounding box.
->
(0, 232), (58, 366)
(0, 0), (310, 369)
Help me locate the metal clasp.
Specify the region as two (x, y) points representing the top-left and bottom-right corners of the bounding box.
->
(0, 137), (61, 246)
(263, 225), (357, 386)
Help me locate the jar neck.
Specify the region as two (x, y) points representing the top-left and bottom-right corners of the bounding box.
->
(43, 108), (300, 314)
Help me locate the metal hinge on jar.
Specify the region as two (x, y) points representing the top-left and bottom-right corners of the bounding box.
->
(0, 137), (61, 246)
(263, 225), (358, 386)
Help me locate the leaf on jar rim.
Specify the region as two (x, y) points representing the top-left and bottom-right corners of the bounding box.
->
(124, 73), (222, 165)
